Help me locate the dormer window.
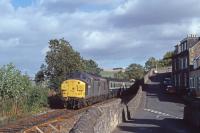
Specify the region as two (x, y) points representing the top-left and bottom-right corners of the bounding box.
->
(180, 42), (187, 52)
(183, 42), (187, 51)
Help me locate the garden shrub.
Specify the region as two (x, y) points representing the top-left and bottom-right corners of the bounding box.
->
(0, 63), (48, 122)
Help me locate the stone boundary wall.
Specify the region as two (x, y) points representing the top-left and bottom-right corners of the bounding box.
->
(126, 86), (143, 119)
(184, 100), (200, 129)
(144, 69), (154, 84)
(70, 86), (143, 133)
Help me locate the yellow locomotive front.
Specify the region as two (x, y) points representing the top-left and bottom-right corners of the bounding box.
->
(61, 79), (86, 100)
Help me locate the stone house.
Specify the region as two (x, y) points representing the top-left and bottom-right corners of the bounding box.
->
(189, 41), (200, 97)
(172, 34), (200, 95)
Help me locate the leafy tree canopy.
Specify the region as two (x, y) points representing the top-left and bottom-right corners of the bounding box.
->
(125, 63), (145, 80)
(35, 64), (46, 84)
(37, 38), (103, 89)
(0, 63), (30, 99)
(160, 51), (174, 67)
(144, 51), (174, 71)
(83, 59), (102, 75)
(45, 38), (85, 89)
(145, 57), (157, 71)
(114, 71), (128, 79)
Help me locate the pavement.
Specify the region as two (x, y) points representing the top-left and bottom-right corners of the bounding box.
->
(113, 74), (197, 133)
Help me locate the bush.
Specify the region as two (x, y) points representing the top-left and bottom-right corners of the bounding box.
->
(0, 63), (48, 121)
(25, 85), (48, 112)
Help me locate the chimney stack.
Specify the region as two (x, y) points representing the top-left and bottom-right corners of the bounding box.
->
(187, 34), (197, 38)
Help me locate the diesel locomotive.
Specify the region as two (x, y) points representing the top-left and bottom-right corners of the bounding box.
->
(61, 72), (134, 109)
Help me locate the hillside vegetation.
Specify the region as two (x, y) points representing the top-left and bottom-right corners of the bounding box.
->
(0, 64), (48, 125)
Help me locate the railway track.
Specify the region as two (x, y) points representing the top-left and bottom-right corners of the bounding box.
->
(0, 98), (117, 133)
(0, 108), (87, 133)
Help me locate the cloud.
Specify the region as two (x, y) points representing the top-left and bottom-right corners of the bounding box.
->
(0, 0), (14, 16)
(0, 38), (20, 48)
(110, 0), (200, 28)
(39, 0), (125, 13)
(189, 19), (200, 34)
(1, 0), (200, 76)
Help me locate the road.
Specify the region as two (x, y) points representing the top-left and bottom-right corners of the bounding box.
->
(113, 74), (197, 133)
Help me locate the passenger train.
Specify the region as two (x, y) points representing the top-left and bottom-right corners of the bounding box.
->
(60, 72), (134, 109)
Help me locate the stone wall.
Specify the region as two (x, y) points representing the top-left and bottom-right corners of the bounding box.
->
(70, 99), (122, 133)
(144, 69), (154, 84)
(126, 86), (143, 119)
(70, 86), (143, 133)
(184, 100), (200, 129)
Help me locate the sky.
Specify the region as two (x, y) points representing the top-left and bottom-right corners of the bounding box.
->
(1, 0), (200, 76)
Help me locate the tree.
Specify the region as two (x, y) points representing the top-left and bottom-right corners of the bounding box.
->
(114, 71), (128, 79)
(0, 63), (48, 117)
(0, 63), (30, 99)
(45, 38), (85, 89)
(160, 51), (174, 67)
(35, 64), (46, 84)
(125, 63), (145, 80)
(145, 57), (158, 71)
(83, 59), (102, 75)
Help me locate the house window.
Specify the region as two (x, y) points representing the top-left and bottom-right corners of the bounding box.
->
(181, 58), (184, 69)
(189, 77), (192, 88)
(194, 77), (197, 89)
(192, 77), (195, 89)
(178, 74), (181, 87)
(184, 73), (187, 87)
(198, 77), (200, 90)
(174, 59), (176, 70)
(181, 44), (183, 52)
(179, 59), (182, 69)
(185, 57), (188, 68)
(185, 42), (187, 50)
(190, 77), (195, 89)
(183, 42), (187, 51)
(174, 75), (177, 86)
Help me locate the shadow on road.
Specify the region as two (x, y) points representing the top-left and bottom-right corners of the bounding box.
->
(118, 118), (197, 133)
(114, 72), (198, 133)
